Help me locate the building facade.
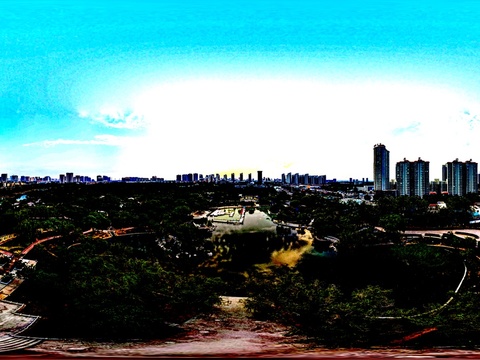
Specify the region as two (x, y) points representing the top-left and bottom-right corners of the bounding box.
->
(373, 143), (390, 191)
(396, 159), (410, 196)
(412, 158), (430, 197)
(444, 159), (478, 195)
(465, 160), (478, 194)
(396, 158), (430, 197)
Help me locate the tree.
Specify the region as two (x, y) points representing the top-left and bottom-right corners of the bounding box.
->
(378, 214), (405, 243)
(243, 268), (402, 347)
(82, 211), (110, 230)
(13, 239), (223, 340)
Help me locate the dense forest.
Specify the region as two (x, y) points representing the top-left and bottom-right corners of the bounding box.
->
(2, 181), (480, 347)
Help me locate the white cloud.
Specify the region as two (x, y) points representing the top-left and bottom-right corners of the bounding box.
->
(95, 77), (480, 179)
(23, 134), (125, 147)
(79, 108), (145, 129)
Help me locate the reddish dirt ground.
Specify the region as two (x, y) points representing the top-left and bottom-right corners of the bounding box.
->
(23, 296), (480, 359)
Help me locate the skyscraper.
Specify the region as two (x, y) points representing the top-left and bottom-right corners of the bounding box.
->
(465, 160), (478, 194)
(257, 170), (263, 185)
(396, 159), (411, 196)
(446, 159), (478, 195)
(412, 158), (430, 197)
(446, 159), (464, 196)
(66, 172), (74, 183)
(373, 143), (390, 191)
(396, 157), (429, 197)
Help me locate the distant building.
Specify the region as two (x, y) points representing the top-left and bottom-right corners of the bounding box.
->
(257, 170), (263, 185)
(444, 159), (478, 195)
(285, 172), (291, 184)
(373, 143), (390, 191)
(150, 176), (164, 182)
(466, 160), (478, 194)
(396, 158), (430, 197)
(396, 160), (410, 196)
(96, 175), (110, 182)
(65, 172), (74, 183)
(292, 173), (299, 185)
(429, 179), (446, 195)
(302, 173), (309, 185)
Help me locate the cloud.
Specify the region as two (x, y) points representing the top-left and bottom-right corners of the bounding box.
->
(79, 108), (145, 129)
(392, 122), (421, 136)
(23, 135), (124, 148)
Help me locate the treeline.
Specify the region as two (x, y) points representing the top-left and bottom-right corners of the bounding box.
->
(3, 182), (480, 346)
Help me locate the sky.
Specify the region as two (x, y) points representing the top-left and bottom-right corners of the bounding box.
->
(1, 0), (480, 181)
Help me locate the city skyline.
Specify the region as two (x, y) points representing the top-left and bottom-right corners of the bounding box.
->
(0, 147), (478, 185)
(2, 1), (480, 181)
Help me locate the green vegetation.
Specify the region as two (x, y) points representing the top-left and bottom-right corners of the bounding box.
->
(1, 182), (480, 346)
(15, 238), (222, 339)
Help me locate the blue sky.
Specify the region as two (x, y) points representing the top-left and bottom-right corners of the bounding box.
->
(1, 0), (480, 181)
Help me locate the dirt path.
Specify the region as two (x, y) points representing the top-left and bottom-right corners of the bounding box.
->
(23, 297), (480, 359)
(26, 296), (313, 357)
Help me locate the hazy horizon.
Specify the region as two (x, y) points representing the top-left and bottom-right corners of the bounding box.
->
(2, 0), (480, 181)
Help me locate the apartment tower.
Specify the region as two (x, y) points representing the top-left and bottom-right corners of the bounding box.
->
(257, 170), (263, 185)
(373, 143), (390, 191)
(396, 157), (430, 197)
(444, 159), (478, 195)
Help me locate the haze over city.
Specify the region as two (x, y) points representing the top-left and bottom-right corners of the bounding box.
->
(2, 0), (480, 181)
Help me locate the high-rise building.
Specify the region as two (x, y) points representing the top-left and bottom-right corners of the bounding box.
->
(292, 173), (299, 185)
(465, 160), (478, 194)
(373, 143), (390, 191)
(396, 158), (430, 197)
(286, 172), (291, 184)
(257, 170), (263, 185)
(396, 159), (411, 196)
(412, 158), (430, 197)
(446, 159), (465, 196)
(445, 159), (478, 195)
(65, 172), (74, 183)
(302, 174), (309, 185)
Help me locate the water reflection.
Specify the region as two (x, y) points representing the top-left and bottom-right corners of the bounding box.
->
(206, 209), (313, 270)
(270, 229), (313, 267)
